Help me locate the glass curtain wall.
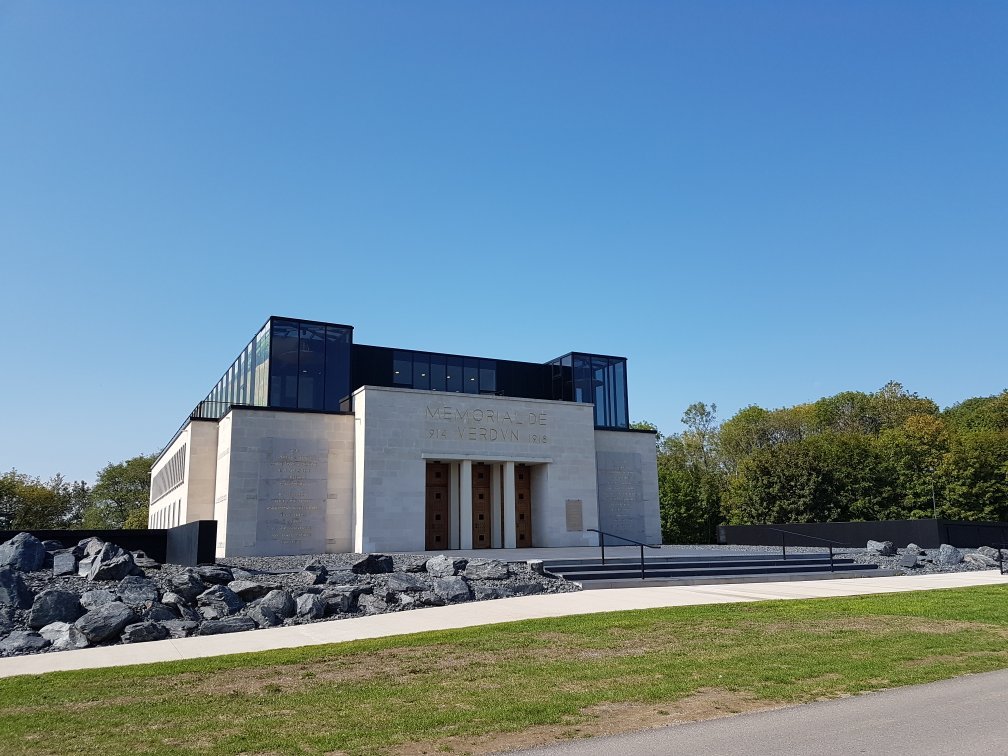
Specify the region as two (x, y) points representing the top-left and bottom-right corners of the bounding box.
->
(547, 352), (629, 429)
(389, 350), (498, 394)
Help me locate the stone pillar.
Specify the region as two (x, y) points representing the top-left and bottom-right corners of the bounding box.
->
(460, 460), (473, 549)
(449, 462), (461, 549)
(491, 463), (503, 548)
(503, 460), (517, 549)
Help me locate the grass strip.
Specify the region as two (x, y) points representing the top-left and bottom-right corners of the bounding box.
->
(1, 585), (1007, 755)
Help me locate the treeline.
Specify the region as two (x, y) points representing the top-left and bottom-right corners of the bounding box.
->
(0, 454), (156, 531)
(642, 383), (1008, 544)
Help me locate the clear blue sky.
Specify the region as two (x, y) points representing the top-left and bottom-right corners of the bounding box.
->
(1, 2), (1006, 483)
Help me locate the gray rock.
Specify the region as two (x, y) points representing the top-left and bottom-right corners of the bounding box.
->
(230, 568), (254, 581)
(386, 572), (428, 592)
(116, 576), (159, 608)
(142, 602), (178, 622)
(77, 555), (95, 577)
(132, 552), (161, 571)
(319, 590), (353, 615)
(964, 553), (999, 568)
(0, 567), (33, 608)
(396, 593), (418, 609)
(527, 559), (546, 576)
(39, 621), (89, 651)
(52, 550), (77, 577)
(196, 585), (245, 618)
(433, 575), (472, 603)
(29, 589), (83, 628)
(169, 571), (206, 603)
(357, 592), (389, 614)
(247, 604), (282, 628)
(295, 593), (325, 619)
(0, 630), (50, 654)
(78, 537), (106, 557)
(197, 616), (256, 635)
(302, 559), (329, 585)
(419, 591), (446, 607)
(507, 582), (544, 596)
(0, 532), (47, 572)
(426, 555), (467, 578)
(88, 544), (136, 581)
(121, 621), (169, 643)
(75, 602), (138, 644)
(936, 544), (964, 566)
(976, 546), (1001, 560)
(898, 551), (920, 568)
(351, 553), (394, 574)
(80, 589), (117, 611)
(905, 543), (924, 556)
(325, 569), (358, 585)
(161, 620), (199, 638)
(259, 589), (295, 619)
(41, 539), (65, 551)
(228, 580), (274, 601)
(867, 540), (896, 556)
(473, 584), (511, 600)
(195, 565), (233, 585)
(463, 558), (509, 580)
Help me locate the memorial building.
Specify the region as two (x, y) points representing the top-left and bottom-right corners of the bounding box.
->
(149, 317), (660, 558)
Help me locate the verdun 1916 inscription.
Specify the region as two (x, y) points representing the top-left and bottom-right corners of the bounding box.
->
(257, 438), (327, 555)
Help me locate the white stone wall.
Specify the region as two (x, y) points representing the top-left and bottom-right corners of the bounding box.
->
(148, 421), (218, 529)
(593, 429), (662, 545)
(213, 408), (355, 557)
(354, 386), (601, 551)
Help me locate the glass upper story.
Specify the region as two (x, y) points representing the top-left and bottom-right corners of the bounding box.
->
(192, 316), (630, 429)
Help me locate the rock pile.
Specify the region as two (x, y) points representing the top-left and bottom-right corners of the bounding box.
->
(856, 540), (1004, 574)
(0, 533), (578, 658)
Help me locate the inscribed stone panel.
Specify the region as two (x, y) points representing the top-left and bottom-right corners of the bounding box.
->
(256, 437), (327, 555)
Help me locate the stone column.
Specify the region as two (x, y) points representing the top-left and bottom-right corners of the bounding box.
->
(491, 463), (503, 548)
(503, 460), (517, 549)
(460, 459), (473, 550)
(449, 462), (461, 549)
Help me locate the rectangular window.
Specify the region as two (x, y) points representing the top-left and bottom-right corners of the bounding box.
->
(412, 352), (430, 390)
(446, 355), (463, 392)
(298, 324), (326, 410)
(270, 319), (300, 408)
(393, 351), (412, 386)
(324, 326), (351, 411)
(464, 357), (479, 394)
(429, 355), (446, 392)
(479, 359), (496, 394)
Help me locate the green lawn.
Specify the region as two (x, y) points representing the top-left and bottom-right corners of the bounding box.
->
(2, 586), (1008, 755)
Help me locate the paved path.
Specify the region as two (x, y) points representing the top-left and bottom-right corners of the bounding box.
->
(512, 668), (1008, 755)
(1, 570), (1005, 679)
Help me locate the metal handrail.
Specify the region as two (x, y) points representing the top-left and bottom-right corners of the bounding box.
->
(587, 528), (661, 579)
(766, 527), (851, 573)
(992, 543), (1008, 575)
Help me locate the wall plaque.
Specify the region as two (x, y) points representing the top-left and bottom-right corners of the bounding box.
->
(565, 499), (584, 532)
(257, 437), (327, 555)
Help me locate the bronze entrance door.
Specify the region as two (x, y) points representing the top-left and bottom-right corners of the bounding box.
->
(425, 462), (450, 550)
(515, 464), (532, 547)
(471, 463), (492, 548)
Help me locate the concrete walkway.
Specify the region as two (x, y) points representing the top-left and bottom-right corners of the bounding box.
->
(1, 570), (1005, 679)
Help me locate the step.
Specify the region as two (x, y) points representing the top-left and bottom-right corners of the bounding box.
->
(576, 568), (899, 590)
(544, 557), (855, 574)
(551, 562), (880, 582)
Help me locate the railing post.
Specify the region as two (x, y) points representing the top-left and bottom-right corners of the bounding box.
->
(600, 532), (605, 565)
(640, 544), (645, 580)
(781, 531), (786, 561)
(829, 543), (834, 572)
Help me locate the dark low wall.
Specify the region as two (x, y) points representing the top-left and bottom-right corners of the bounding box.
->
(0, 520), (217, 566)
(718, 519), (1008, 549)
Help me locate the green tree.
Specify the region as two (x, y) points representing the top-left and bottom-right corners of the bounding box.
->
(0, 470), (89, 529)
(82, 454), (157, 529)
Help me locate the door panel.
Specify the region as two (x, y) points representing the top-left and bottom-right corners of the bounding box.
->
(472, 463), (492, 549)
(515, 464), (532, 547)
(425, 462), (450, 550)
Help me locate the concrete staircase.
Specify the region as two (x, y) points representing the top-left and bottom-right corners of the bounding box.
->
(543, 552), (888, 589)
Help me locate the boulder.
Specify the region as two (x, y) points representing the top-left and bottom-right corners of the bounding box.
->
(319, 590), (353, 616)
(0, 567), (33, 608)
(29, 589), (83, 628)
(936, 544), (964, 566)
(0, 533), (47, 572)
(88, 543), (137, 581)
(39, 621), (89, 651)
(898, 551), (920, 568)
(116, 576), (159, 608)
(77, 556), (95, 577)
(507, 582), (544, 596)
(80, 589), (117, 611)
(396, 593), (417, 609)
(302, 559), (329, 585)
(161, 620), (199, 638)
(964, 553), (999, 568)
(905, 543), (924, 556)
(351, 553), (394, 575)
(433, 576), (472, 603)
(197, 616), (256, 635)
(473, 584), (511, 600)
(419, 591), (446, 607)
(357, 593), (389, 614)
(425, 555), (467, 578)
(143, 602), (178, 622)
(248, 604), (282, 628)
(385, 572), (428, 593)
(867, 540), (896, 556)
(169, 571), (206, 603)
(52, 550), (78, 577)
(325, 570), (358, 585)
(976, 546), (1001, 560)
(527, 559), (546, 576)
(0, 630), (50, 654)
(259, 589), (295, 619)
(78, 537), (105, 557)
(228, 580), (273, 602)
(42, 539), (65, 551)
(196, 585), (245, 619)
(122, 621), (169, 643)
(75, 602), (138, 644)
(295, 593), (325, 620)
(463, 558), (509, 581)
(230, 567), (254, 581)
(194, 565), (233, 585)
(131, 551), (160, 570)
